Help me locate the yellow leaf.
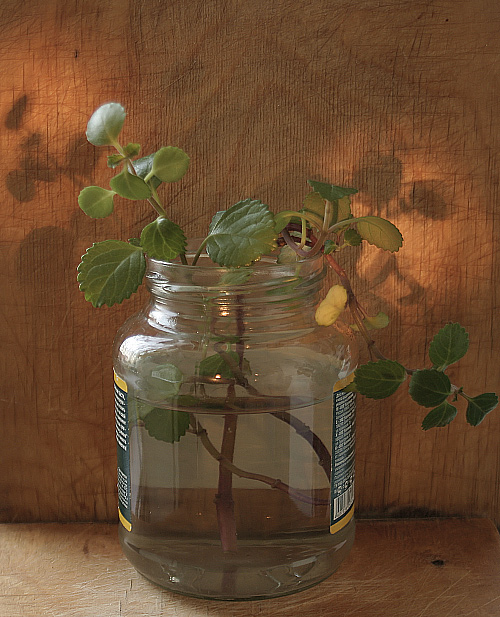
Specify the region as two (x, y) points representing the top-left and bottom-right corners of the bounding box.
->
(315, 285), (347, 326)
(334, 373), (355, 392)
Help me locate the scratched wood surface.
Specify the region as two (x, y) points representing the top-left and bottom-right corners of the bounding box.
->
(0, 0), (499, 523)
(2, 519), (500, 616)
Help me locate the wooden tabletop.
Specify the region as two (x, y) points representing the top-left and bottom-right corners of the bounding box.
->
(2, 518), (500, 616)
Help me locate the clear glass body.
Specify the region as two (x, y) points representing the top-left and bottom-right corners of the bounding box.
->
(113, 250), (357, 600)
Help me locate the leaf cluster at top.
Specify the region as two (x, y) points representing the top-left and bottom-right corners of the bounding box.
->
(77, 102), (403, 308)
(77, 102), (497, 432)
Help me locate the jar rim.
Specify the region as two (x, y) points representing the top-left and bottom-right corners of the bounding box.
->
(148, 237), (324, 271)
(145, 240), (326, 291)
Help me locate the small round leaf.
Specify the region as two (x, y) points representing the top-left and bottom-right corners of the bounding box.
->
(409, 369), (452, 407)
(344, 228), (362, 247)
(107, 154), (125, 169)
(86, 102), (126, 146)
(140, 217), (187, 261)
(143, 408), (190, 443)
(206, 199), (277, 267)
(78, 186), (115, 218)
(277, 245), (300, 264)
(355, 216), (403, 253)
(123, 142), (141, 157)
(353, 360), (407, 399)
(303, 192), (325, 217)
(466, 393), (498, 426)
(351, 311), (389, 332)
(429, 323), (469, 370)
(199, 352), (240, 379)
(337, 196), (352, 222)
(110, 169), (152, 200)
(152, 146), (190, 183)
(421, 401), (458, 430)
(150, 363), (183, 397)
(307, 180), (358, 202)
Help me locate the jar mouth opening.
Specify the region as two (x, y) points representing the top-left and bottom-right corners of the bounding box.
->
(148, 238), (324, 272)
(145, 239), (326, 291)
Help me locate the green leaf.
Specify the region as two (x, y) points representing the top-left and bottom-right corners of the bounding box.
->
(132, 153), (161, 189)
(152, 146), (190, 182)
(323, 239), (338, 254)
(274, 211), (294, 233)
(303, 192), (325, 214)
(206, 199), (277, 267)
(302, 189), (354, 226)
(337, 196), (352, 222)
(351, 311), (389, 332)
(209, 210), (225, 232)
(218, 269), (253, 285)
(86, 102), (126, 146)
(143, 408), (190, 443)
(344, 228), (362, 247)
(199, 352), (240, 379)
(353, 360), (406, 399)
(109, 169), (152, 200)
(150, 363), (183, 397)
(107, 154), (125, 169)
(78, 186), (115, 218)
(123, 142), (141, 157)
(307, 180), (358, 202)
(355, 216), (403, 252)
(77, 240), (146, 307)
(277, 244), (300, 264)
(421, 401), (458, 430)
(429, 323), (469, 370)
(140, 217), (187, 261)
(108, 143), (141, 168)
(409, 369), (452, 407)
(465, 393), (498, 426)
(302, 192), (331, 225)
(128, 399), (154, 423)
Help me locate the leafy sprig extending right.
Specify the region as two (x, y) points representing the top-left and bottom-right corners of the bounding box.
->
(350, 323), (498, 429)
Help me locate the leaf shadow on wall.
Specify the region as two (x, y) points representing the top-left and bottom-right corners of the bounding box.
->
(5, 94), (99, 203)
(349, 153), (449, 310)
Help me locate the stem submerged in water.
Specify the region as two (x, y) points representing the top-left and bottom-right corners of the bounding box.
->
(189, 417), (329, 506)
(214, 297), (245, 553)
(215, 413), (238, 553)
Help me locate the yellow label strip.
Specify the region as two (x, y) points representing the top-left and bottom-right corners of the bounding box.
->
(114, 371), (128, 393)
(118, 508), (132, 532)
(330, 505), (354, 534)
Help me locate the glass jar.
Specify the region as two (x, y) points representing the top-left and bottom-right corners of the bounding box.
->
(112, 248), (358, 600)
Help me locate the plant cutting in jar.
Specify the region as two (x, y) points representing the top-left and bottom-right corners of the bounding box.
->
(77, 102), (498, 600)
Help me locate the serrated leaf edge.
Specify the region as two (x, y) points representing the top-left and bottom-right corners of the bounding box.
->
(77, 240), (146, 307)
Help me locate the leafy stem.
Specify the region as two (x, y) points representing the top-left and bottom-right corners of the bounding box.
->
(275, 209), (324, 232)
(191, 237), (209, 266)
(280, 227), (312, 258)
(78, 102), (497, 431)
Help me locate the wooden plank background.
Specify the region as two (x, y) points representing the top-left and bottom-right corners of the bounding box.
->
(0, 0), (499, 524)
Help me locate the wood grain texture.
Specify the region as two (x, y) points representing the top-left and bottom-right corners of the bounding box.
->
(0, 0), (499, 522)
(1, 519), (500, 616)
